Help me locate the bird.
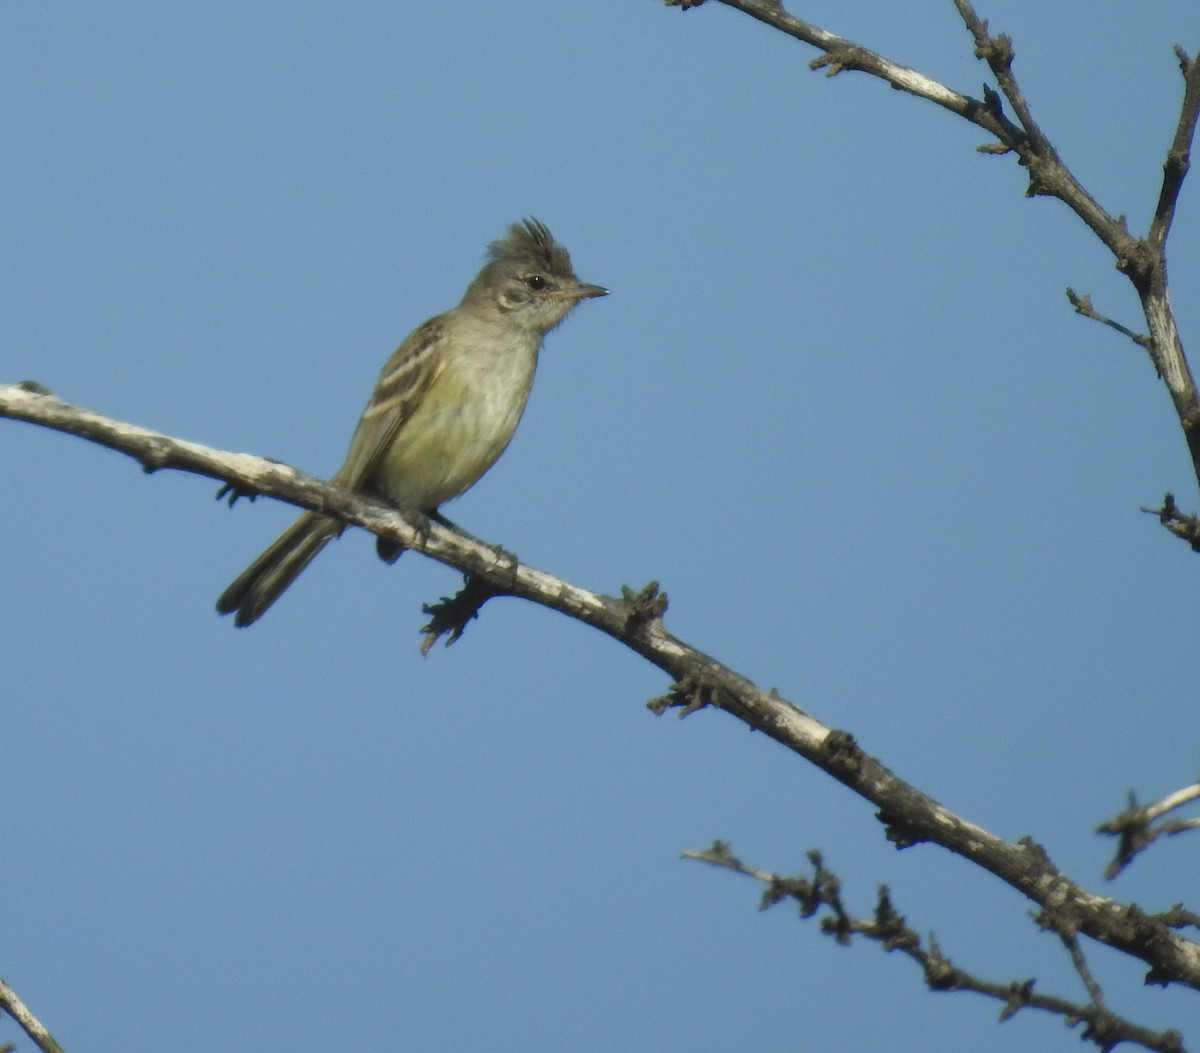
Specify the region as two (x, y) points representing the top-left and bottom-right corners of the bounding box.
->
(216, 218), (607, 627)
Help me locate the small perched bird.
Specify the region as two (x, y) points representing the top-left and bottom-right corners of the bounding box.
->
(216, 218), (607, 627)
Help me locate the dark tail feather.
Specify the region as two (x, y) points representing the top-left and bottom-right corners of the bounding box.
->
(216, 512), (340, 627)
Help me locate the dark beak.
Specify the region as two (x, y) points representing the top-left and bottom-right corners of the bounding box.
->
(572, 282), (610, 300)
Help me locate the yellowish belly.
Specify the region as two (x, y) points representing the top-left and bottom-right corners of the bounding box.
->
(370, 346), (537, 511)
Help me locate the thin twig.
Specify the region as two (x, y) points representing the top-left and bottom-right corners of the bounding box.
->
(1058, 926), (1108, 1015)
(1149, 46), (1200, 254)
(1098, 781), (1200, 877)
(1066, 289), (1151, 349)
(950, 0), (1051, 155)
(684, 844), (1186, 1053)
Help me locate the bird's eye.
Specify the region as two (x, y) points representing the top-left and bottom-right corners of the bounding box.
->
(525, 274), (546, 290)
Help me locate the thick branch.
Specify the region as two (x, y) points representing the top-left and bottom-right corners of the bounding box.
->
(5, 381), (1200, 991)
(0, 976), (66, 1053)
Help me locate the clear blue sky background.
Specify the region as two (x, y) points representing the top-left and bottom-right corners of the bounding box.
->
(3, 2), (1199, 1051)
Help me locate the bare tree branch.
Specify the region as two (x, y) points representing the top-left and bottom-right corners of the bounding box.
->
(0, 976), (66, 1053)
(5, 379), (1200, 994)
(670, 0), (1139, 256)
(1099, 782), (1200, 878)
(950, 0), (1051, 155)
(663, 0), (1200, 534)
(1142, 493), (1200, 551)
(1149, 46), (1200, 254)
(1066, 289), (1151, 350)
(683, 843), (1187, 1053)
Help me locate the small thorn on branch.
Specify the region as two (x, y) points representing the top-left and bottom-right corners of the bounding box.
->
(981, 83), (1005, 119)
(215, 481), (259, 507)
(646, 672), (729, 717)
(974, 32), (1015, 70)
(1153, 904), (1200, 932)
(420, 574), (503, 654)
(998, 979), (1036, 1021)
(1096, 790), (1156, 879)
(822, 728), (867, 779)
(922, 934), (959, 991)
(1141, 491), (1200, 551)
(877, 804), (929, 850)
(1098, 780), (1200, 877)
(683, 839), (739, 867)
(810, 44), (866, 78)
(872, 885), (917, 951)
(621, 580), (668, 631)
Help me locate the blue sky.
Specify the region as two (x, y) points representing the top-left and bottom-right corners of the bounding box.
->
(3, 2), (1199, 1050)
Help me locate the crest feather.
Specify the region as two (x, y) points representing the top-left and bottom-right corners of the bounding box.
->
(487, 218), (573, 277)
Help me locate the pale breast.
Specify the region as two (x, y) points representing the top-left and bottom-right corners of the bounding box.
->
(370, 338), (539, 511)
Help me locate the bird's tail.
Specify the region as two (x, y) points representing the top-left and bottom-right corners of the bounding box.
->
(216, 512), (340, 627)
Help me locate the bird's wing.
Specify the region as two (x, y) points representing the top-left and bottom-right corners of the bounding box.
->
(332, 315), (449, 492)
